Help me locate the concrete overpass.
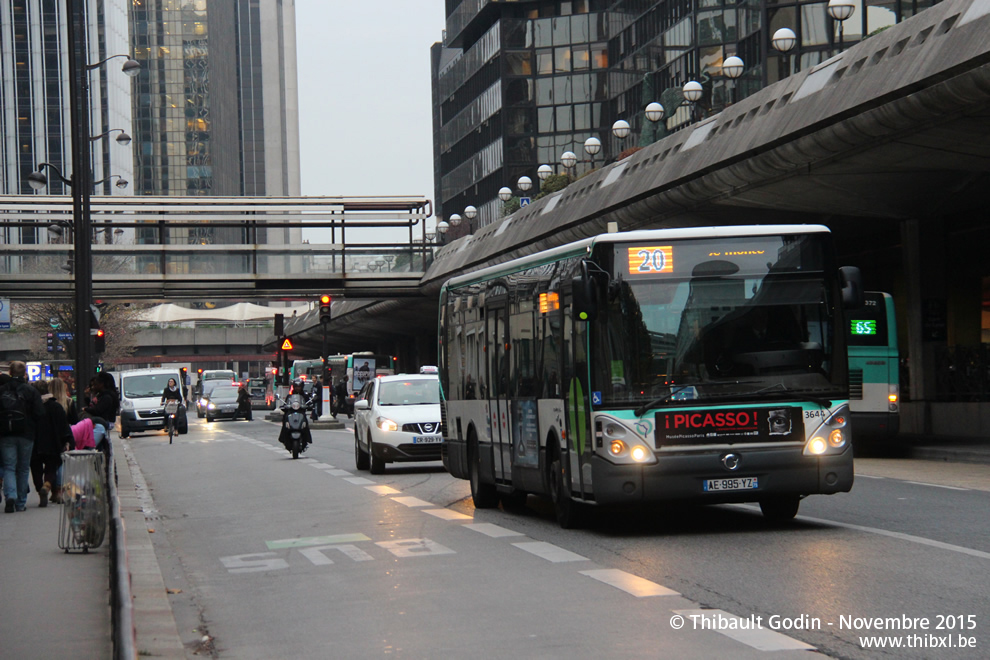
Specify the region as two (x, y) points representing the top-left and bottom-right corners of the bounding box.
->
(279, 0), (990, 438)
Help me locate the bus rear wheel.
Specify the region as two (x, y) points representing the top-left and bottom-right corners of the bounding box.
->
(468, 434), (498, 509)
(759, 495), (801, 522)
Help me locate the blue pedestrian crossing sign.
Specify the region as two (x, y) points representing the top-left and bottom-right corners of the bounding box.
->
(592, 391), (602, 405)
(520, 197), (531, 206)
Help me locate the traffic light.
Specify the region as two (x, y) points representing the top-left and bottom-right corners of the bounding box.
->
(94, 328), (106, 354)
(319, 294), (332, 324)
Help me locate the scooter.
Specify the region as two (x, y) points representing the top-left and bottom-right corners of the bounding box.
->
(278, 393), (313, 459)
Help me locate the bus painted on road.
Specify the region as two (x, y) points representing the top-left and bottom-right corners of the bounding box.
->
(847, 292), (899, 442)
(438, 225), (862, 527)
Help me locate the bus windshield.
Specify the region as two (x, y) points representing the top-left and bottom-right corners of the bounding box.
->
(600, 235), (844, 407)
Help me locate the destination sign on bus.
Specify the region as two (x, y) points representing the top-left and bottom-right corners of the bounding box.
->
(655, 406), (804, 446)
(851, 320), (877, 336)
(627, 246), (674, 275)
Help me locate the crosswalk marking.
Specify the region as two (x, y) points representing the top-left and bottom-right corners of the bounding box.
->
(344, 477), (374, 485)
(365, 485), (400, 495)
(392, 496), (433, 508)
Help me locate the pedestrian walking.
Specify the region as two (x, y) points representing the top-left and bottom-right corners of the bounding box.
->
(30, 380), (73, 508)
(0, 362), (46, 512)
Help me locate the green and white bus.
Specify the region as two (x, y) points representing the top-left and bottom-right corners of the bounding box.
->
(438, 225), (862, 527)
(847, 292), (899, 442)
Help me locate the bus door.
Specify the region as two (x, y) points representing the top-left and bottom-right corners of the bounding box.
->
(486, 300), (512, 482)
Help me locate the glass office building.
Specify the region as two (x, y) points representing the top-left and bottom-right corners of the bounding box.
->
(130, 0), (300, 198)
(432, 0), (940, 232)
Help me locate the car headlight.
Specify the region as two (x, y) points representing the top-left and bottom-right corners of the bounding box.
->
(803, 406), (849, 456)
(596, 416), (656, 464)
(207, 403), (215, 410)
(121, 399), (135, 411)
(198, 398), (207, 407)
(376, 416), (398, 432)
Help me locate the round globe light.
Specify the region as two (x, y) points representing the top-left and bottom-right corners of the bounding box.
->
(464, 205), (477, 220)
(449, 213), (462, 227)
(499, 186), (513, 202)
(560, 151), (578, 168)
(772, 27), (797, 52)
(28, 171), (48, 191)
(682, 80), (703, 103)
(645, 102), (665, 122)
(827, 0), (855, 21)
(537, 164), (553, 181)
(611, 119), (631, 139)
(583, 136), (601, 156)
(723, 56), (744, 79)
(436, 221), (449, 234)
(517, 175), (533, 191)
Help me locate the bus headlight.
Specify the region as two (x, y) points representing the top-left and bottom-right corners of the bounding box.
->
(630, 446), (650, 462)
(376, 416), (398, 432)
(596, 415), (656, 464)
(804, 404), (851, 456)
(609, 440), (625, 456)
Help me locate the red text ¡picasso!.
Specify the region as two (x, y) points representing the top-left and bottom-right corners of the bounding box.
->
(664, 411), (758, 430)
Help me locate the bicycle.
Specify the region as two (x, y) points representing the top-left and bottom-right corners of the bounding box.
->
(164, 400), (180, 444)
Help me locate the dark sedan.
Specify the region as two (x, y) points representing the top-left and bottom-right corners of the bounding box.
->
(205, 385), (249, 422)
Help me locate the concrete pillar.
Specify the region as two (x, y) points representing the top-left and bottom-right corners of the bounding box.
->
(901, 218), (948, 422)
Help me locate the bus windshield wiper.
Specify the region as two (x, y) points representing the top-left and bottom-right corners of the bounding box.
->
(633, 381), (758, 418)
(738, 382), (833, 408)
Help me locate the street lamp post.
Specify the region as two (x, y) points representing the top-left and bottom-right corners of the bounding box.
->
(722, 56), (745, 104)
(828, 0), (856, 52)
(63, 0), (139, 383)
(682, 80), (704, 122)
(771, 27), (798, 81)
(583, 136), (601, 168)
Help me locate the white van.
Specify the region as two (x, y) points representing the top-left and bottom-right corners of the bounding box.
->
(116, 367), (188, 438)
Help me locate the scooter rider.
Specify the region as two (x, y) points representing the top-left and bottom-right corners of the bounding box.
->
(278, 379), (312, 450)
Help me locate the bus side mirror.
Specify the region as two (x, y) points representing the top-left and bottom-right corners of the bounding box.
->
(839, 266), (863, 309)
(571, 261), (599, 322)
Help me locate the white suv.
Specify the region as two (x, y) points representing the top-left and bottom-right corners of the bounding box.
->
(353, 374), (442, 474)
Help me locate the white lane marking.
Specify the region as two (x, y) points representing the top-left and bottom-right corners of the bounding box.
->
(512, 541), (588, 563)
(298, 544), (374, 565)
(344, 477), (375, 485)
(309, 462), (334, 469)
(463, 523), (524, 538)
(904, 480), (969, 491)
(674, 609), (815, 652)
(365, 485), (401, 496)
(327, 469), (352, 476)
(423, 509), (472, 521)
(580, 569), (679, 597)
(729, 504), (990, 560)
(376, 538), (455, 558)
(266, 533), (371, 549)
(297, 458), (318, 464)
(856, 474), (884, 479)
(392, 496), (433, 508)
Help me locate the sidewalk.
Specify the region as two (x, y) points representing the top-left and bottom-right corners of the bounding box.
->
(0, 485), (111, 659)
(903, 435), (990, 465)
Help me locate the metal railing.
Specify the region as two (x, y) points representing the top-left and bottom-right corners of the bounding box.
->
(0, 195), (437, 300)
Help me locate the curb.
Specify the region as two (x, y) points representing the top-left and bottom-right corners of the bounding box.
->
(908, 446), (990, 465)
(116, 441), (187, 658)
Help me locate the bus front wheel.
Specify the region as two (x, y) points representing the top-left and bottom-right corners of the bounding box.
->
(549, 452), (583, 529)
(468, 434), (498, 509)
(759, 495), (801, 522)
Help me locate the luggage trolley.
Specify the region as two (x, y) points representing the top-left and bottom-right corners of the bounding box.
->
(58, 450), (107, 553)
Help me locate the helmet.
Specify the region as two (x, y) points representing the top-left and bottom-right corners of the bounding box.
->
(291, 378), (305, 393)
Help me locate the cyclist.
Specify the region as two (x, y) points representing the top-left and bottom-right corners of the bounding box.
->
(160, 378), (184, 435)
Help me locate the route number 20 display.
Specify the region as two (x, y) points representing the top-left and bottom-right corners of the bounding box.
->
(627, 246), (674, 275)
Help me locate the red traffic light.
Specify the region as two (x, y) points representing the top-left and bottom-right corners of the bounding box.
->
(96, 329), (105, 338)
(319, 294), (332, 324)
(320, 294), (331, 305)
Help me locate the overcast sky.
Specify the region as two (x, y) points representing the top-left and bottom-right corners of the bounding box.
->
(295, 1), (446, 210)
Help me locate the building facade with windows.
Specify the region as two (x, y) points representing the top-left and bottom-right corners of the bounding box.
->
(432, 0), (939, 234)
(0, 0), (134, 206)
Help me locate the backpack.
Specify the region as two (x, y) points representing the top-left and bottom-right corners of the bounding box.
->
(0, 381), (29, 436)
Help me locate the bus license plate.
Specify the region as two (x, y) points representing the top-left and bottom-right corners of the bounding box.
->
(703, 477), (758, 492)
(413, 435), (443, 444)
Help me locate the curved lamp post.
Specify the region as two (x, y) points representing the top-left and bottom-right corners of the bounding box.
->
(90, 128), (132, 146)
